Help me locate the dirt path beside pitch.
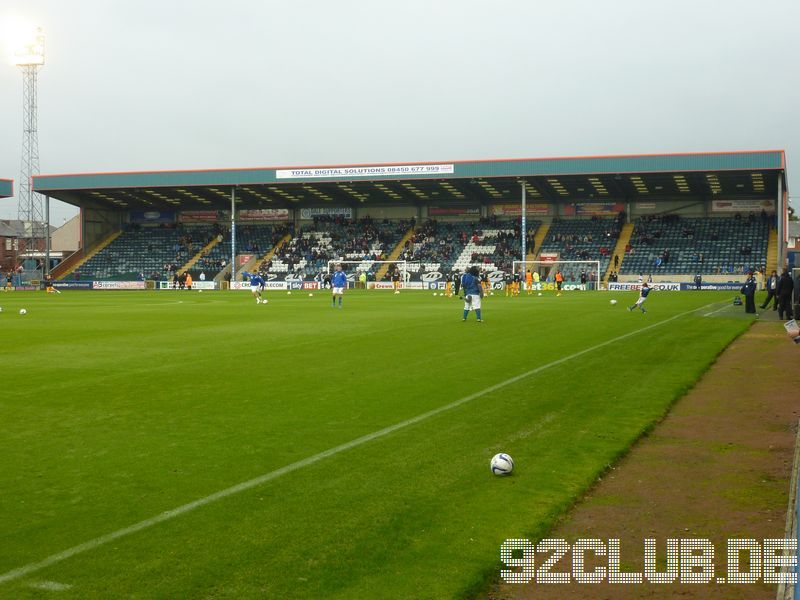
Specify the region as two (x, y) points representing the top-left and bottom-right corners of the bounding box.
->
(488, 321), (800, 600)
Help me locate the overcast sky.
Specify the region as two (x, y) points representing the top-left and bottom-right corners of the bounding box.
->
(1, 0), (798, 225)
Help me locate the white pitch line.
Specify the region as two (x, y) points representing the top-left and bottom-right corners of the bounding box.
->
(703, 304), (733, 317)
(28, 580), (72, 591)
(0, 301), (720, 587)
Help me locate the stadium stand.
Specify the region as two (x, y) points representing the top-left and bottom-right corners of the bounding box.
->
(397, 217), (537, 275)
(190, 223), (290, 277)
(538, 217), (621, 277)
(619, 214), (770, 276)
(75, 225), (200, 280)
(261, 217), (412, 278)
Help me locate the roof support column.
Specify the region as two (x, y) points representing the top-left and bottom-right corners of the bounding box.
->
(231, 187), (236, 283)
(777, 176), (785, 270)
(45, 193), (50, 276)
(520, 181), (526, 269)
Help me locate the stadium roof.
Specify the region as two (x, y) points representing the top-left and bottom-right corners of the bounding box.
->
(0, 179), (13, 198)
(32, 150), (787, 211)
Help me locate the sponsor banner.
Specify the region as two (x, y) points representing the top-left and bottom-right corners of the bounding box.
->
(530, 282), (587, 291)
(564, 202), (624, 217)
(428, 206), (480, 217)
(158, 281), (217, 290)
(231, 281), (288, 290)
(369, 281), (429, 290)
(540, 253), (559, 263)
(131, 210), (176, 224)
(53, 281), (93, 289)
(302, 281), (320, 290)
(239, 254), (253, 266)
(679, 282), (745, 291)
(299, 207), (353, 219)
(92, 281), (146, 290)
(277, 164), (454, 180)
(489, 203), (550, 217)
(14, 285), (37, 291)
(419, 271), (445, 283)
(179, 210), (230, 223)
(238, 208), (290, 222)
(711, 199), (776, 213)
(609, 282), (681, 292)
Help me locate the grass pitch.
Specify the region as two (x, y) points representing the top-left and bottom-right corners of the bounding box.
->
(0, 289), (752, 598)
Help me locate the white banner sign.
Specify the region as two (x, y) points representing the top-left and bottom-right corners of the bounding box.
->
(92, 281), (146, 290)
(230, 281), (289, 290)
(158, 281), (217, 290)
(608, 282), (681, 292)
(711, 199), (775, 212)
(276, 164), (454, 179)
(368, 282), (428, 290)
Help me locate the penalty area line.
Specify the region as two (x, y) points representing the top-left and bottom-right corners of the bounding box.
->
(0, 300), (720, 587)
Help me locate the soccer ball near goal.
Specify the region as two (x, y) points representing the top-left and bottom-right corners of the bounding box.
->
(610, 299), (617, 305)
(490, 453), (514, 476)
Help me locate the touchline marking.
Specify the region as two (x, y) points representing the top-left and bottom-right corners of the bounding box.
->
(28, 580), (72, 591)
(0, 301), (720, 586)
(703, 304), (733, 317)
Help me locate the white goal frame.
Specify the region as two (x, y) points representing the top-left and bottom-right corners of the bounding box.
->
(512, 260), (602, 291)
(327, 260), (408, 289)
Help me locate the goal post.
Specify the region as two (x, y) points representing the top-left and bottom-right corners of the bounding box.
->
(326, 260), (408, 289)
(512, 260), (602, 291)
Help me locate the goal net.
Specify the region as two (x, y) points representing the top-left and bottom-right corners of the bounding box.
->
(512, 260), (602, 291)
(326, 260), (408, 289)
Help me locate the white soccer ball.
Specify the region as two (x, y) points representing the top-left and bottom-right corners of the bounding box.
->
(287, 291), (292, 295)
(0, 307), (3, 312)
(610, 299), (617, 305)
(433, 292), (437, 296)
(490, 453), (514, 476)
(198, 290), (203, 293)
(439, 292), (444, 296)
(19, 308), (27, 315)
(308, 293), (313, 297)
(537, 292), (542, 296)
(490, 292), (494, 296)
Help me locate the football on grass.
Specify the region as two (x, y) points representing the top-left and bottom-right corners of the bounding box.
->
(490, 453), (514, 476)
(610, 299), (617, 305)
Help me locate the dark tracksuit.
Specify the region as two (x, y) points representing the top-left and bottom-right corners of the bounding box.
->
(741, 277), (757, 314)
(760, 275), (779, 310)
(776, 273), (795, 320)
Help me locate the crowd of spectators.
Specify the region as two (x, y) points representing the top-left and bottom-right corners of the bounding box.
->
(262, 216), (413, 278)
(621, 213), (771, 275)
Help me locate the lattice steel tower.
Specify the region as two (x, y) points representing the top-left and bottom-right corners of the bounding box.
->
(14, 28), (46, 270)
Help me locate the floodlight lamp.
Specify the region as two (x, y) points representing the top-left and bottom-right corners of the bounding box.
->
(10, 24), (45, 66)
